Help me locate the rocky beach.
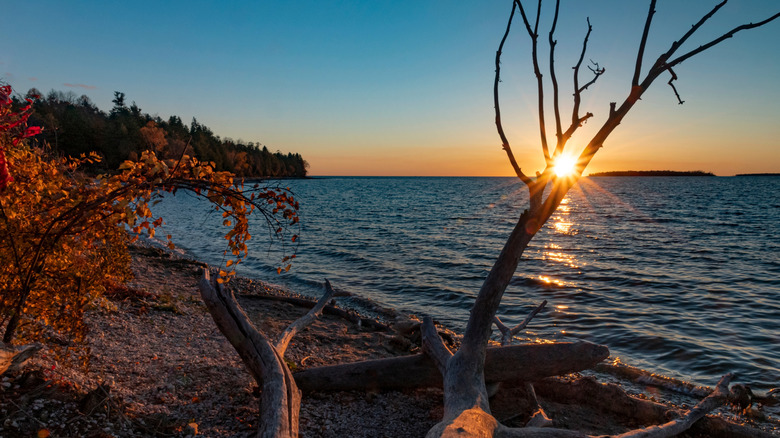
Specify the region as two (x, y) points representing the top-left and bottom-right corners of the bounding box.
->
(1, 244), (777, 437)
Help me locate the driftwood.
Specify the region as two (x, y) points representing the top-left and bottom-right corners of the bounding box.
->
(494, 300), (547, 346)
(294, 340), (608, 392)
(199, 270), (335, 438)
(534, 377), (777, 438)
(237, 293), (390, 331)
(0, 343), (40, 377)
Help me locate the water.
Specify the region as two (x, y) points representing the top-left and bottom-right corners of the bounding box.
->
(152, 176), (780, 392)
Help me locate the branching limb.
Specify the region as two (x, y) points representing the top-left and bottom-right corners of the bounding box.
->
(493, 300), (547, 346)
(515, 0), (552, 163)
(421, 316), (453, 376)
(274, 278), (337, 355)
(659, 1), (729, 67)
(198, 269), (300, 437)
(560, 19), (601, 153)
(667, 10), (780, 69)
(633, 0), (657, 87)
(549, 0), (563, 148)
(582, 61), (605, 93)
(495, 2), (533, 185)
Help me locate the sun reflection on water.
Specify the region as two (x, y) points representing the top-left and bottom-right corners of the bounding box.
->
(538, 275), (566, 287)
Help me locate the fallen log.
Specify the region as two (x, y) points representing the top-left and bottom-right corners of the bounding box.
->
(237, 294), (391, 331)
(534, 376), (673, 425)
(535, 377), (778, 438)
(294, 341), (608, 392)
(0, 343), (41, 377)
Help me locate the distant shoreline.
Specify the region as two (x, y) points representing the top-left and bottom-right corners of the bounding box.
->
(587, 170), (715, 177)
(735, 173), (780, 177)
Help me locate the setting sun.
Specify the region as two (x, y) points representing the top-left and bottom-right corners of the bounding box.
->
(553, 154), (578, 177)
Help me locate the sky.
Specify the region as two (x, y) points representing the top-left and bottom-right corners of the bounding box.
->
(2, 1), (779, 176)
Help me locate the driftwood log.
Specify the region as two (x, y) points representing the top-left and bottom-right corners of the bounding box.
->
(534, 377), (777, 438)
(0, 343), (40, 377)
(198, 270), (335, 438)
(294, 341), (608, 392)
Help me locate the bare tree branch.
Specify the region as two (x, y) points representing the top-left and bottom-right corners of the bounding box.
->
(494, 300), (547, 346)
(659, 1), (729, 67)
(274, 279), (336, 355)
(495, 1), (532, 185)
(666, 68), (685, 105)
(582, 61), (605, 93)
(515, 0), (551, 163)
(633, 0), (657, 87)
(667, 10), (780, 69)
(549, 0), (563, 147)
(560, 19), (600, 154)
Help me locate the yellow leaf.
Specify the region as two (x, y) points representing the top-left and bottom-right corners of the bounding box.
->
(226, 260), (234, 267)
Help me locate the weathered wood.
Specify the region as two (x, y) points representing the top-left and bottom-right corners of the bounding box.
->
(614, 373), (733, 438)
(422, 316), (453, 375)
(274, 279), (336, 354)
(535, 376), (776, 438)
(294, 341), (608, 392)
(238, 293), (390, 331)
(0, 343), (40, 377)
(533, 376), (673, 425)
(494, 300), (547, 346)
(199, 270), (300, 438)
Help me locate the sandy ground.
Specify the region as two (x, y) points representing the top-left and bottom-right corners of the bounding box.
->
(1, 245), (777, 437)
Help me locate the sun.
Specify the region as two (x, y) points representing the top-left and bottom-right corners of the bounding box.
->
(553, 154), (578, 177)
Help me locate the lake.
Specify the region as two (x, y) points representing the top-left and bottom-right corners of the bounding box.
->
(151, 176), (779, 393)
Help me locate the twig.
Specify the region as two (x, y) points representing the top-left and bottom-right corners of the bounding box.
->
(493, 300), (547, 346)
(667, 67), (685, 104)
(560, 18), (601, 153)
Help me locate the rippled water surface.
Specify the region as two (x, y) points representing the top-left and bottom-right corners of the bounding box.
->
(154, 176), (779, 391)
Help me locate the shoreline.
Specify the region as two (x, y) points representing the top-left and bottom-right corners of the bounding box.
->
(1, 245), (777, 437)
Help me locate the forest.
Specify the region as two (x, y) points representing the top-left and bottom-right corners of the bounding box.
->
(20, 89), (308, 178)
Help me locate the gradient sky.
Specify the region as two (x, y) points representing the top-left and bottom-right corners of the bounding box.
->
(2, 1), (779, 176)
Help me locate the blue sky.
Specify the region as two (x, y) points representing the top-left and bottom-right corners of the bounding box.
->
(2, 1), (779, 175)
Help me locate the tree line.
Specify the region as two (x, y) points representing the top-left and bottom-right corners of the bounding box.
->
(21, 89), (308, 178)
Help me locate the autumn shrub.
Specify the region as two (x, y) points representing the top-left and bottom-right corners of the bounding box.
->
(0, 84), (299, 351)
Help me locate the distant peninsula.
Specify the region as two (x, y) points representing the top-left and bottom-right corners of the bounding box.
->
(588, 170), (715, 177)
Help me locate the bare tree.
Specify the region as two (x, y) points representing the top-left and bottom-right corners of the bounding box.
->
(420, 1), (780, 437)
(193, 1), (778, 437)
